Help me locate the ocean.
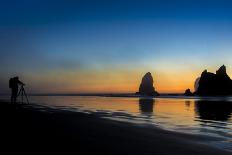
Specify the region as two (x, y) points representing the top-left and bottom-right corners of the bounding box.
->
(1, 95), (232, 151)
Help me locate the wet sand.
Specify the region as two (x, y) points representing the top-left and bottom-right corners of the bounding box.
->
(0, 101), (230, 154)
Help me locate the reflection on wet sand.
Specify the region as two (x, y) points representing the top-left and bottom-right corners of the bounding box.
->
(185, 100), (191, 107)
(139, 98), (154, 114)
(25, 96), (232, 145)
(195, 100), (232, 121)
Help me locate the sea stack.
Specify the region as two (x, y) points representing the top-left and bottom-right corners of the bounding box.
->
(196, 65), (232, 96)
(184, 88), (193, 96)
(137, 72), (159, 96)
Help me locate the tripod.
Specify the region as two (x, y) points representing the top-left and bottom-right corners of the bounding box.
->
(18, 85), (29, 104)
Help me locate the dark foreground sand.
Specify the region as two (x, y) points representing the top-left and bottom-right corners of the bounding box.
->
(0, 101), (230, 154)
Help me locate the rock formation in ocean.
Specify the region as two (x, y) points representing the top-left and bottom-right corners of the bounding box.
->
(137, 72), (159, 96)
(194, 77), (200, 92)
(196, 65), (232, 95)
(184, 89), (193, 96)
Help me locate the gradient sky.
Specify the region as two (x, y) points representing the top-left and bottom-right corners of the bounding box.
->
(1, 0), (232, 93)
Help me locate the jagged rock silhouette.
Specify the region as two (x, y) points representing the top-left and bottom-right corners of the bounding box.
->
(136, 72), (159, 96)
(184, 88), (193, 96)
(194, 77), (200, 92)
(196, 65), (232, 96)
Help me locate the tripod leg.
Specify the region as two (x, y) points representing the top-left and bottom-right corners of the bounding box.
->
(22, 88), (29, 104)
(15, 88), (22, 103)
(17, 88), (21, 97)
(22, 90), (23, 104)
(24, 90), (29, 104)
(25, 94), (29, 104)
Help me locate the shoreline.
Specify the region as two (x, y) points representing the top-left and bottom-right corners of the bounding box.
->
(3, 93), (232, 104)
(0, 101), (231, 154)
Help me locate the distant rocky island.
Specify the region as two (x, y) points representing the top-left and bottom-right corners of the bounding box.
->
(184, 88), (193, 96)
(184, 65), (232, 96)
(137, 65), (232, 97)
(136, 72), (159, 96)
(195, 65), (232, 96)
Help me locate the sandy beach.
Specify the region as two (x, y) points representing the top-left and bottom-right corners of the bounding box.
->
(0, 101), (230, 155)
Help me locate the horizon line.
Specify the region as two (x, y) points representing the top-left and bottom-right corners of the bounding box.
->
(0, 92), (185, 96)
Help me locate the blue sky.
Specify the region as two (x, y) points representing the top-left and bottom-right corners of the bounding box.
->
(1, 0), (232, 93)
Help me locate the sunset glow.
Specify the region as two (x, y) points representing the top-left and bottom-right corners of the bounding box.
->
(1, 0), (232, 94)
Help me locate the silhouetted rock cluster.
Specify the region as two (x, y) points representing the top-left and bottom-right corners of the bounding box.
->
(136, 72), (159, 96)
(196, 65), (232, 96)
(184, 89), (193, 96)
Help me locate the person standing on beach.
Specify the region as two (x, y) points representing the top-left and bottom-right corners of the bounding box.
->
(9, 77), (24, 104)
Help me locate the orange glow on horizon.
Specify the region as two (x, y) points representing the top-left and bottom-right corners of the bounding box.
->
(23, 68), (199, 94)
(22, 65), (232, 94)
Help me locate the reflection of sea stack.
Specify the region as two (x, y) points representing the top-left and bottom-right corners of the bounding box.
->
(195, 100), (232, 121)
(137, 72), (159, 96)
(139, 98), (154, 114)
(196, 65), (232, 95)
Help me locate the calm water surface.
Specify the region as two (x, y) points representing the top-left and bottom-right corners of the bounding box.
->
(2, 95), (232, 150)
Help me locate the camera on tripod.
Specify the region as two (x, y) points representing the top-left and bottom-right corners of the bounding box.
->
(18, 84), (29, 104)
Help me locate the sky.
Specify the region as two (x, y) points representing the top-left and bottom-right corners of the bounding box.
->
(1, 0), (232, 94)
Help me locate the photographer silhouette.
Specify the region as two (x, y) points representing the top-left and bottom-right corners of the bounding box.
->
(9, 76), (27, 104)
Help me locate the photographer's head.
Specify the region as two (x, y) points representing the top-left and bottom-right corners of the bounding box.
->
(14, 76), (19, 80)
(13, 76), (25, 86)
